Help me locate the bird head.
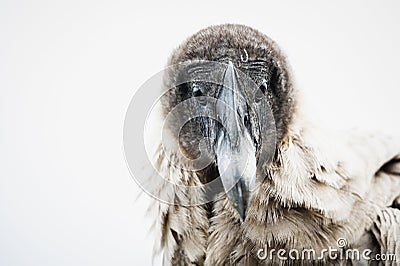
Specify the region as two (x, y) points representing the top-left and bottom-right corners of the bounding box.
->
(161, 24), (295, 221)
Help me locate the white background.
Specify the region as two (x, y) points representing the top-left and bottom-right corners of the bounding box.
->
(1, 0), (400, 265)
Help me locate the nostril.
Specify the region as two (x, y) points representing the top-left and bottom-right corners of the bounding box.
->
(243, 114), (253, 135)
(244, 114), (250, 127)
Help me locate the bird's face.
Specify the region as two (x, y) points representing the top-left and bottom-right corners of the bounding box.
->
(161, 25), (295, 221)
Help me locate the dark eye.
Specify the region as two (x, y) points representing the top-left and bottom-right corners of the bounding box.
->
(192, 83), (203, 97)
(192, 83), (207, 105)
(255, 79), (268, 103)
(260, 79), (268, 94)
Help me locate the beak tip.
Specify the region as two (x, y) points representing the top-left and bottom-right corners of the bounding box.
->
(228, 188), (248, 222)
(230, 201), (246, 222)
(238, 211), (246, 222)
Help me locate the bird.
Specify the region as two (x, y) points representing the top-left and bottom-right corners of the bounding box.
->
(146, 24), (400, 265)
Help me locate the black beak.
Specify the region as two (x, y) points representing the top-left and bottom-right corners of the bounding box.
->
(215, 62), (257, 221)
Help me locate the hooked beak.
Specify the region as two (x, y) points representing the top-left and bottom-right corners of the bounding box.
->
(215, 62), (257, 221)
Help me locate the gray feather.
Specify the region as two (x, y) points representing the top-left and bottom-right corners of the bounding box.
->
(147, 24), (400, 265)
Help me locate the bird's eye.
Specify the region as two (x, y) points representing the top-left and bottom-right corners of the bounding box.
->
(192, 83), (207, 105)
(255, 79), (268, 103)
(192, 83), (203, 97)
(260, 79), (268, 94)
